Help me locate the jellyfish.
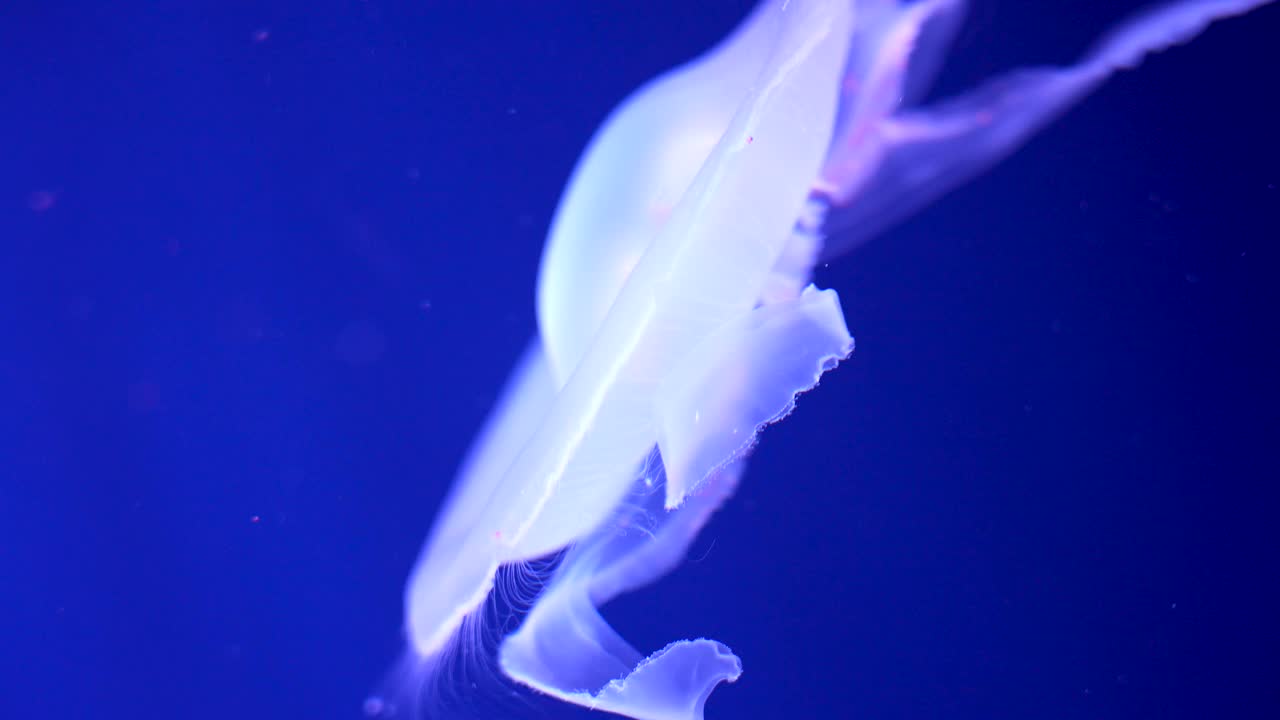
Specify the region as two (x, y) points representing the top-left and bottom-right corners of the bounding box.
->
(380, 2), (1276, 719)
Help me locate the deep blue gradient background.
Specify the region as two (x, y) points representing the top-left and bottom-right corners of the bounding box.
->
(3, 2), (1278, 719)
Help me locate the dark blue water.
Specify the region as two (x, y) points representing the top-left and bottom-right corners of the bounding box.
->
(3, 2), (1277, 719)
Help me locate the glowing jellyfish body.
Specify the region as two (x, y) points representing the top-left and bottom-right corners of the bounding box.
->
(390, 2), (1275, 719)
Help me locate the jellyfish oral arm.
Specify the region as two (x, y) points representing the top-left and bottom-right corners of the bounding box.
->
(817, 0), (1278, 257)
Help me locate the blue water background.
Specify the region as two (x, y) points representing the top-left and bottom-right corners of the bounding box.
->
(3, 2), (1278, 719)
